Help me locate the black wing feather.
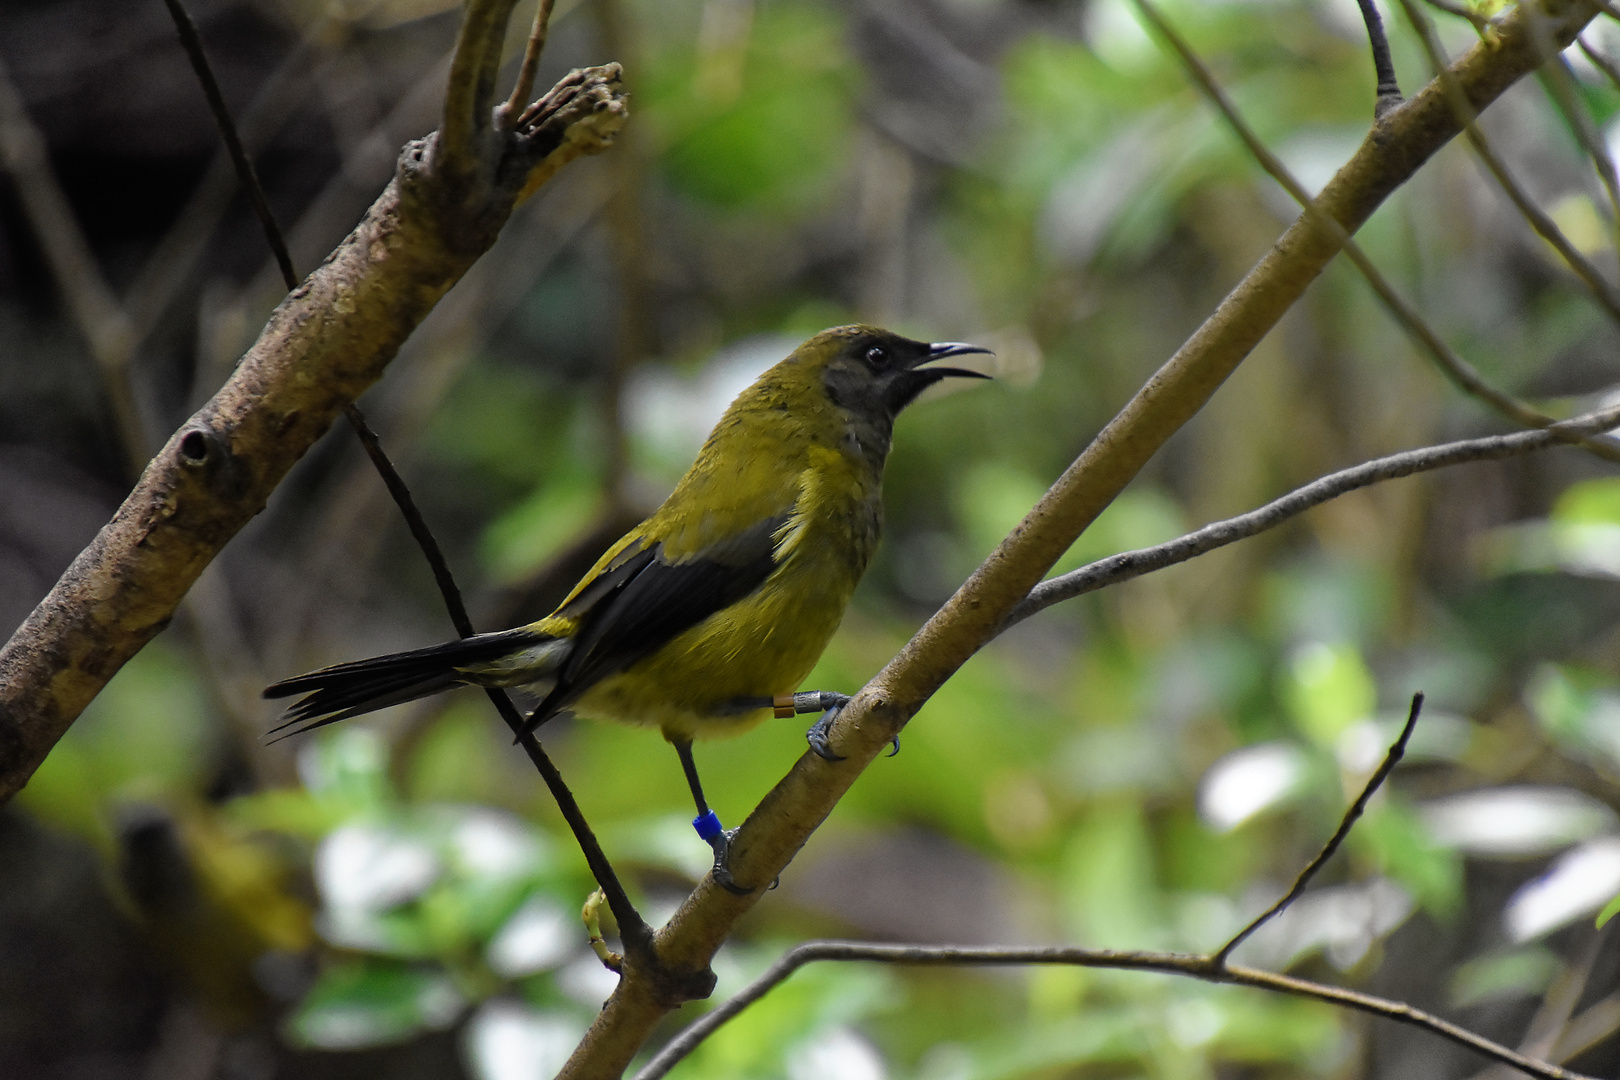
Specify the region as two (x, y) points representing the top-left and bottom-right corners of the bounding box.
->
(523, 514), (787, 730)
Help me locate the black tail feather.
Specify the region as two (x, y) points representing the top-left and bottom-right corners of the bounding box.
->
(264, 628), (546, 738)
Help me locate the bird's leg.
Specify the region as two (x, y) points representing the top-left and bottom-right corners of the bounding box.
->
(673, 739), (749, 895)
(720, 691), (900, 760)
(769, 691), (899, 761)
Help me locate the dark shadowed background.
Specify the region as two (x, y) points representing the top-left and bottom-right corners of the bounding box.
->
(4, 0), (1620, 1077)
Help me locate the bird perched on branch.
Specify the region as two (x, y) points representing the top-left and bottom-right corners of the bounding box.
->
(265, 324), (991, 887)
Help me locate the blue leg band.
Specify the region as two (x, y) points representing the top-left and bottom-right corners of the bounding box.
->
(692, 810), (724, 842)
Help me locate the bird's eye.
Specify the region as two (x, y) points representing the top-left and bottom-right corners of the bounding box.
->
(865, 345), (887, 367)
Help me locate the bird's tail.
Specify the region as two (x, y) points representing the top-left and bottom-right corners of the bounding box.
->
(263, 627), (553, 740)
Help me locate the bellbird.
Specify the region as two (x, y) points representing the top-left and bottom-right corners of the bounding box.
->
(265, 324), (990, 887)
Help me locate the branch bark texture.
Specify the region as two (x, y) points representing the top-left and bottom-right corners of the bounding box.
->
(0, 42), (626, 800)
(558, 2), (1603, 1076)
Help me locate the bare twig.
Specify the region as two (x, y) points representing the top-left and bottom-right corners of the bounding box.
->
(633, 703), (1616, 1080)
(161, 0), (647, 943)
(1213, 694), (1424, 966)
(1423, 0), (1496, 33)
(1003, 404), (1620, 629)
(1525, 14), (1620, 270)
(500, 0), (557, 127)
(1358, 0), (1406, 114)
(635, 941), (1596, 1080)
(441, 0), (521, 175)
(127, 27), (332, 346)
(194, 49), (456, 397)
(0, 57), (143, 468)
(1397, 0), (1620, 324)
(0, 17), (624, 805)
(161, 0), (299, 291)
(1134, 0), (1620, 463)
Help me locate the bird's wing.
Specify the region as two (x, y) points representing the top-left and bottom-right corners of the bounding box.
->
(530, 511), (789, 724)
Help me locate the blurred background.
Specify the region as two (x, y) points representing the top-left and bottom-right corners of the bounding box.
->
(5, 0), (1620, 1077)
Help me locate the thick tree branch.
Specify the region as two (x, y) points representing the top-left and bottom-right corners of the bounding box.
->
(556, 4), (1604, 1077)
(0, 11), (625, 800)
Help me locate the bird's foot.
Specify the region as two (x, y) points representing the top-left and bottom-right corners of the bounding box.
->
(803, 696), (898, 759)
(692, 811), (751, 895)
(805, 698), (850, 761)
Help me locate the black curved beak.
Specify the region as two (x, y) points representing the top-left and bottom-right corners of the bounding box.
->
(918, 341), (995, 382)
(886, 340), (995, 413)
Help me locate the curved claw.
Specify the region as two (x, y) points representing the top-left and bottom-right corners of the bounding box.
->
(806, 704), (847, 761)
(886, 734), (901, 757)
(707, 828), (753, 895)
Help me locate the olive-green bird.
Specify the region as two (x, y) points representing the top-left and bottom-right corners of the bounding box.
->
(265, 325), (990, 885)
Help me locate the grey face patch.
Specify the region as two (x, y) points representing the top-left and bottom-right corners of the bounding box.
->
(821, 360), (896, 470)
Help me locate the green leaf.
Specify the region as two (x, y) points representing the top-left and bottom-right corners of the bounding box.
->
(15, 641), (210, 845)
(1597, 892), (1620, 929)
(286, 960), (465, 1049)
(1353, 801), (1462, 918)
(481, 471), (602, 583)
(1448, 947), (1559, 1007)
(1284, 641), (1376, 748)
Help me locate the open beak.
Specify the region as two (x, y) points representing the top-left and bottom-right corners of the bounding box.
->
(886, 340), (995, 413)
(917, 341), (995, 382)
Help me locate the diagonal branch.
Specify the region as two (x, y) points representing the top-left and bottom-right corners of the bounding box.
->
(635, 708), (1601, 1080)
(160, 0), (298, 290)
(1397, 0), (1620, 323)
(161, 0), (647, 945)
(1133, 0), (1620, 463)
(1003, 402), (1620, 629)
(0, 20), (625, 805)
(555, 4), (1606, 1077)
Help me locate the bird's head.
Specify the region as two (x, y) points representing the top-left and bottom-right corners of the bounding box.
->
(799, 324), (993, 421)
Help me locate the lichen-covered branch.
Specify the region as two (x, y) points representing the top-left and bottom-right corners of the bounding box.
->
(0, 37), (626, 800)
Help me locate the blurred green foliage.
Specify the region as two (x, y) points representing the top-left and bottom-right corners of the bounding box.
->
(17, 0), (1620, 1076)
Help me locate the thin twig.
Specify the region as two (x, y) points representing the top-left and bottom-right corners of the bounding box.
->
(1397, 0), (1620, 324)
(1357, 0), (1406, 115)
(500, 0), (557, 126)
(1133, 0), (1620, 463)
(635, 941), (1597, 1080)
(1423, 0), (1495, 33)
(1213, 693), (1424, 967)
(1525, 14), (1620, 273)
(160, 0), (648, 942)
(126, 31), (331, 346)
(161, 0), (298, 291)
(0, 57), (144, 469)
(441, 0), (521, 171)
(1005, 404), (1620, 629)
